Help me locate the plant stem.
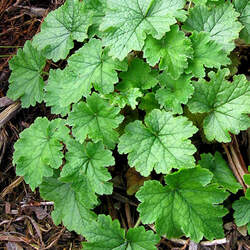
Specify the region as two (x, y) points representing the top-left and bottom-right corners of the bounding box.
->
(134, 217), (141, 228)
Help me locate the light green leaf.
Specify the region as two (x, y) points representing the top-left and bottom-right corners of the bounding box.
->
(233, 197), (250, 234)
(104, 88), (142, 109)
(13, 117), (69, 190)
(82, 214), (160, 249)
(243, 168), (250, 200)
(68, 38), (128, 94)
(199, 152), (241, 193)
(45, 68), (84, 116)
(192, 0), (221, 5)
(143, 25), (193, 79)
(136, 167), (229, 242)
(100, 0), (186, 60)
(32, 0), (91, 61)
(186, 31), (230, 78)
(60, 140), (114, 196)
(183, 2), (242, 52)
(234, 0), (250, 44)
(67, 93), (124, 149)
(117, 58), (158, 91)
(7, 40), (46, 108)
(118, 109), (197, 176)
(40, 177), (97, 235)
(156, 73), (194, 114)
(187, 69), (250, 142)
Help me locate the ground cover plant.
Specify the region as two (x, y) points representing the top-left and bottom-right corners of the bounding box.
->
(6, 0), (250, 248)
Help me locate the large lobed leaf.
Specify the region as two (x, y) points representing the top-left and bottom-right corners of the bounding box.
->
(118, 109), (198, 176)
(32, 0), (91, 61)
(187, 69), (250, 142)
(67, 93), (124, 149)
(7, 40), (46, 108)
(82, 214), (160, 249)
(136, 167), (229, 242)
(100, 0), (186, 60)
(13, 118), (69, 190)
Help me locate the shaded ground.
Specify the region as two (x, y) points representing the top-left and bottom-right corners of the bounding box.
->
(0, 1), (249, 249)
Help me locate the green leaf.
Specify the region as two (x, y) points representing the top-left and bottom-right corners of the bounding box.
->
(187, 69), (250, 142)
(67, 93), (124, 149)
(143, 25), (193, 79)
(60, 140), (114, 196)
(45, 68), (82, 116)
(85, 0), (107, 37)
(7, 40), (46, 108)
(118, 109), (197, 176)
(104, 88), (143, 109)
(199, 152), (241, 193)
(67, 39), (128, 94)
(32, 0), (91, 61)
(138, 93), (160, 113)
(186, 32), (230, 78)
(156, 73), (194, 114)
(136, 167), (229, 242)
(40, 177), (97, 235)
(233, 197), (250, 234)
(234, 0), (250, 44)
(243, 168), (250, 200)
(82, 214), (160, 249)
(13, 117), (69, 190)
(117, 58), (158, 91)
(100, 0), (186, 60)
(192, 0), (221, 5)
(183, 2), (242, 52)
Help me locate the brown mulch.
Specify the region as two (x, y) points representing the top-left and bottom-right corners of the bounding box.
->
(0, 1), (249, 250)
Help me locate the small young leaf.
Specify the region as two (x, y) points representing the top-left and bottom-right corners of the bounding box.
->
(13, 118), (69, 190)
(67, 93), (124, 149)
(136, 167), (229, 242)
(104, 88), (143, 109)
(138, 93), (160, 113)
(199, 152), (241, 193)
(60, 140), (115, 195)
(40, 177), (97, 235)
(100, 0), (186, 60)
(118, 109), (197, 176)
(67, 38), (128, 94)
(186, 32), (230, 78)
(82, 214), (160, 249)
(156, 73), (194, 114)
(32, 0), (91, 61)
(117, 58), (158, 91)
(233, 197), (250, 234)
(143, 25), (193, 79)
(7, 40), (46, 108)
(187, 69), (250, 142)
(234, 0), (250, 44)
(183, 2), (242, 52)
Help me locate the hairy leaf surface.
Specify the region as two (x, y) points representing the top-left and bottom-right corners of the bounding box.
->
(82, 214), (160, 249)
(40, 177), (97, 235)
(13, 118), (69, 190)
(60, 140), (114, 196)
(233, 197), (250, 234)
(143, 25), (193, 79)
(187, 69), (250, 142)
(156, 73), (194, 114)
(32, 0), (91, 61)
(7, 41), (46, 108)
(186, 32), (230, 78)
(118, 109), (197, 176)
(183, 2), (242, 52)
(136, 167), (229, 242)
(199, 152), (241, 193)
(67, 93), (124, 149)
(100, 0), (186, 60)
